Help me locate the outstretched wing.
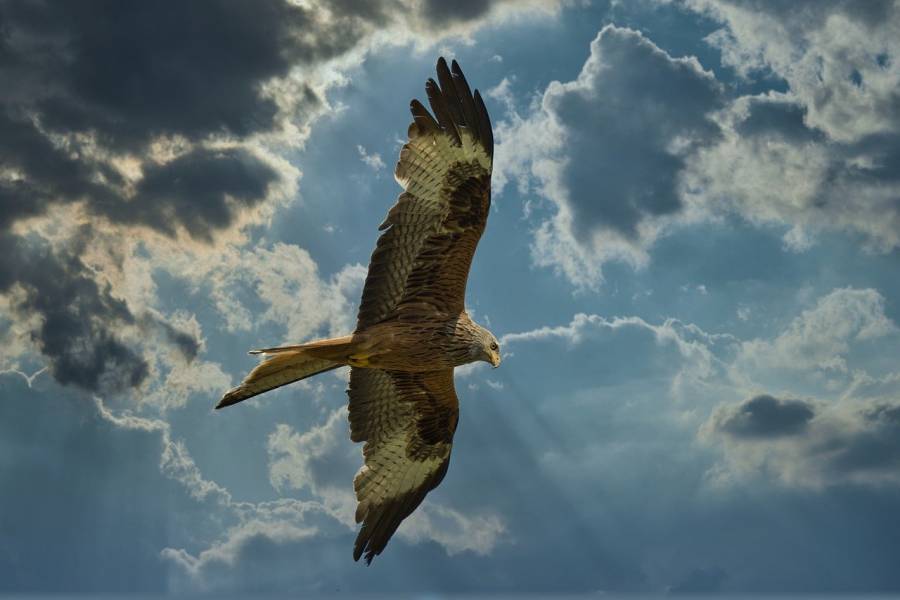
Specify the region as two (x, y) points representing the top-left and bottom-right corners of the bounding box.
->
(355, 57), (493, 331)
(347, 367), (459, 564)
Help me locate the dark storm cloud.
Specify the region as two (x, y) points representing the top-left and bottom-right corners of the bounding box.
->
(708, 394), (815, 439)
(0, 110), (118, 228)
(101, 147), (280, 242)
(421, 0), (492, 24)
(144, 316), (200, 363)
(416, 0), (554, 28)
(0, 230), (148, 392)
(545, 26), (724, 241)
(826, 403), (900, 478)
(734, 96), (822, 143)
(0, 0), (356, 149)
(0, 0), (344, 237)
(0, 0), (381, 392)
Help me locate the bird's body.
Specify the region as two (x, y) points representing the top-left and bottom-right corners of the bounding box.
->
(216, 57), (497, 564)
(343, 311), (490, 370)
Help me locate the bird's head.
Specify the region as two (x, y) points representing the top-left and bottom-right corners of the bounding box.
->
(470, 325), (501, 368)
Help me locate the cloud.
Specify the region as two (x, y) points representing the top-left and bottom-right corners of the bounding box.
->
(493, 9), (900, 286)
(687, 0), (900, 142)
(89, 396), (347, 592)
(684, 285), (900, 489)
(103, 147), (283, 242)
(356, 144), (386, 171)
(0, 230), (149, 393)
(702, 394), (900, 489)
(0, 0), (334, 393)
(685, 91), (900, 253)
(159, 241), (367, 342)
(705, 394), (815, 439)
(1, 1), (358, 149)
(268, 407), (359, 524)
(0, 0), (322, 241)
(675, 2), (900, 253)
(736, 287), (896, 374)
(404, 0), (565, 36)
(160, 508), (321, 593)
(495, 25), (724, 285)
(399, 503), (506, 557)
(502, 287), (900, 495)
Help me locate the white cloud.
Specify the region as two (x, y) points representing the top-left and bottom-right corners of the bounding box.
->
(161, 519), (317, 579)
(400, 503), (506, 556)
(684, 92), (900, 253)
(153, 240), (366, 343)
(356, 144), (386, 171)
(688, 0), (900, 142)
(268, 407), (358, 525)
(736, 288), (897, 374)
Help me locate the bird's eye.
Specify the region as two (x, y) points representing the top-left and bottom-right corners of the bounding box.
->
(490, 342), (498, 351)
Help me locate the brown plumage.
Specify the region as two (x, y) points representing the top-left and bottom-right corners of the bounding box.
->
(216, 58), (500, 564)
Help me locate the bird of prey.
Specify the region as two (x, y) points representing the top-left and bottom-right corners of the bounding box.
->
(216, 58), (498, 564)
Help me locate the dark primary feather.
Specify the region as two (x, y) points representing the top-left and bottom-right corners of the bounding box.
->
(426, 77), (462, 146)
(436, 58), (465, 128)
(348, 368), (458, 564)
(450, 59), (481, 143)
(355, 57), (493, 331)
(474, 90), (494, 157)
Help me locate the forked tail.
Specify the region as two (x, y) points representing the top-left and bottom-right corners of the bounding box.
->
(216, 335), (353, 409)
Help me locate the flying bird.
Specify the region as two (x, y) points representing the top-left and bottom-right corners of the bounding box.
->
(216, 58), (498, 564)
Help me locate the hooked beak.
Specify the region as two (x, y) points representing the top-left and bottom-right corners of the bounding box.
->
(490, 351), (501, 368)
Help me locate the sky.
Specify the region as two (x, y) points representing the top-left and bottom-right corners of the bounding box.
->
(2, 0), (900, 595)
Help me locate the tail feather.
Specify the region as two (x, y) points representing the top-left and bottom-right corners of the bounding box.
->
(216, 337), (353, 409)
(248, 345), (305, 355)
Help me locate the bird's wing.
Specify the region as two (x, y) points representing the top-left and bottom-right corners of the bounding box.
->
(347, 367), (459, 564)
(355, 57), (493, 330)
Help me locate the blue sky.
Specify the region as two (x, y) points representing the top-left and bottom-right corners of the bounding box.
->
(3, 0), (900, 595)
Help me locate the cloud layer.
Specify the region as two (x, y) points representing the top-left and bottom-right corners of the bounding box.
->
(496, 2), (900, 286)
